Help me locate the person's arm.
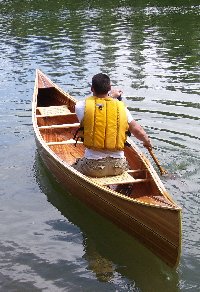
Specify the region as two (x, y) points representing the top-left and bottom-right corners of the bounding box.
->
(110, 92), (152, 148)
(129, 119), (152, 149)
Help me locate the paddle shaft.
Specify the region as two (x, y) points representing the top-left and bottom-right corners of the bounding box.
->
(147, 147), (167, 176)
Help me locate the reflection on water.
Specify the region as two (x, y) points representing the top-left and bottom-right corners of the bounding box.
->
(1, 1), (200, 94)
(0, 0), (200, 290)
(35, 154), (180, 290)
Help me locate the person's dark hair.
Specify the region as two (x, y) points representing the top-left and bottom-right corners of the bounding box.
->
(92, 73), (110, 94)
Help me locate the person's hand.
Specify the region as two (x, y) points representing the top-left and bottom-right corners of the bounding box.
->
(109, 89), (123, 99)
(143, 138), (153, 150)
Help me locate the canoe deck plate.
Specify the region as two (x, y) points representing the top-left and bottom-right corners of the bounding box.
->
(37, 106), (71, 116)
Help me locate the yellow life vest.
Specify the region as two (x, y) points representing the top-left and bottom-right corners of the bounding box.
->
(82, 96), (129, 151)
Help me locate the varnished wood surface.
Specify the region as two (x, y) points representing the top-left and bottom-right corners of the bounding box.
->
(32, 69), (182, 267)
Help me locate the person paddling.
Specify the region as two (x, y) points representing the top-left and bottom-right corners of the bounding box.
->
(74, 73), (152, 177)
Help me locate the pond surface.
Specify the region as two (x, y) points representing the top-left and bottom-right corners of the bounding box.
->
(0, 1), (199, 291)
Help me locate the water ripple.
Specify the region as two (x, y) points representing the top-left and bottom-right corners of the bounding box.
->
(0, 1), (200, 291)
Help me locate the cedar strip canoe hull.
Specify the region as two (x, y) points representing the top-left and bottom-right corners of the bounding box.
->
(32, 69), (182, 267)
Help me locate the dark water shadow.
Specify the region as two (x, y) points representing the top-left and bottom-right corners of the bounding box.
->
(34, 152), (180, 291)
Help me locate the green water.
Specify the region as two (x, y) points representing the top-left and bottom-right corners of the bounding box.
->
(0, 1), (200, 291)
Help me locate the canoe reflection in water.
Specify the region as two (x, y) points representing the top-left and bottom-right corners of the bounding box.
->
(83, 238), (114, 282)
(34, 154), (180, 289)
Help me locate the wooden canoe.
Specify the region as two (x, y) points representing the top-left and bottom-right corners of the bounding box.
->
(32, 69), (182, 267)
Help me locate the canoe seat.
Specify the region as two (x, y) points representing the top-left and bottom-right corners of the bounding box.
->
(36, 106), (75, 117)
(91, 172), (151, 186)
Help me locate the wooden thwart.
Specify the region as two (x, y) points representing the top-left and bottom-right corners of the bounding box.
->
(91, 172), (151, 186)
(47, 139), (82, 146)
(38, 123), (80, 129)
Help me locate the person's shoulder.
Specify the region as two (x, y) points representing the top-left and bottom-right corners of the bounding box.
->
(75, 99), (85, 108)
(125, 107), (134, 123)
(76, 99), (85, 105)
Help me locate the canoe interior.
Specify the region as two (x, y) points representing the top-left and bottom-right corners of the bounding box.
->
(35, 86), (177, 208)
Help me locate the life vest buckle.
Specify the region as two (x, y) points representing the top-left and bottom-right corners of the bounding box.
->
(96, 103), (104, 110)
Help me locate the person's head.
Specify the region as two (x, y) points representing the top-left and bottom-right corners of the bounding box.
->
(91, 73), (111, 95)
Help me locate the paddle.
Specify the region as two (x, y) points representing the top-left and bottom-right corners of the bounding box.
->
(147, 147), (168, 176)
